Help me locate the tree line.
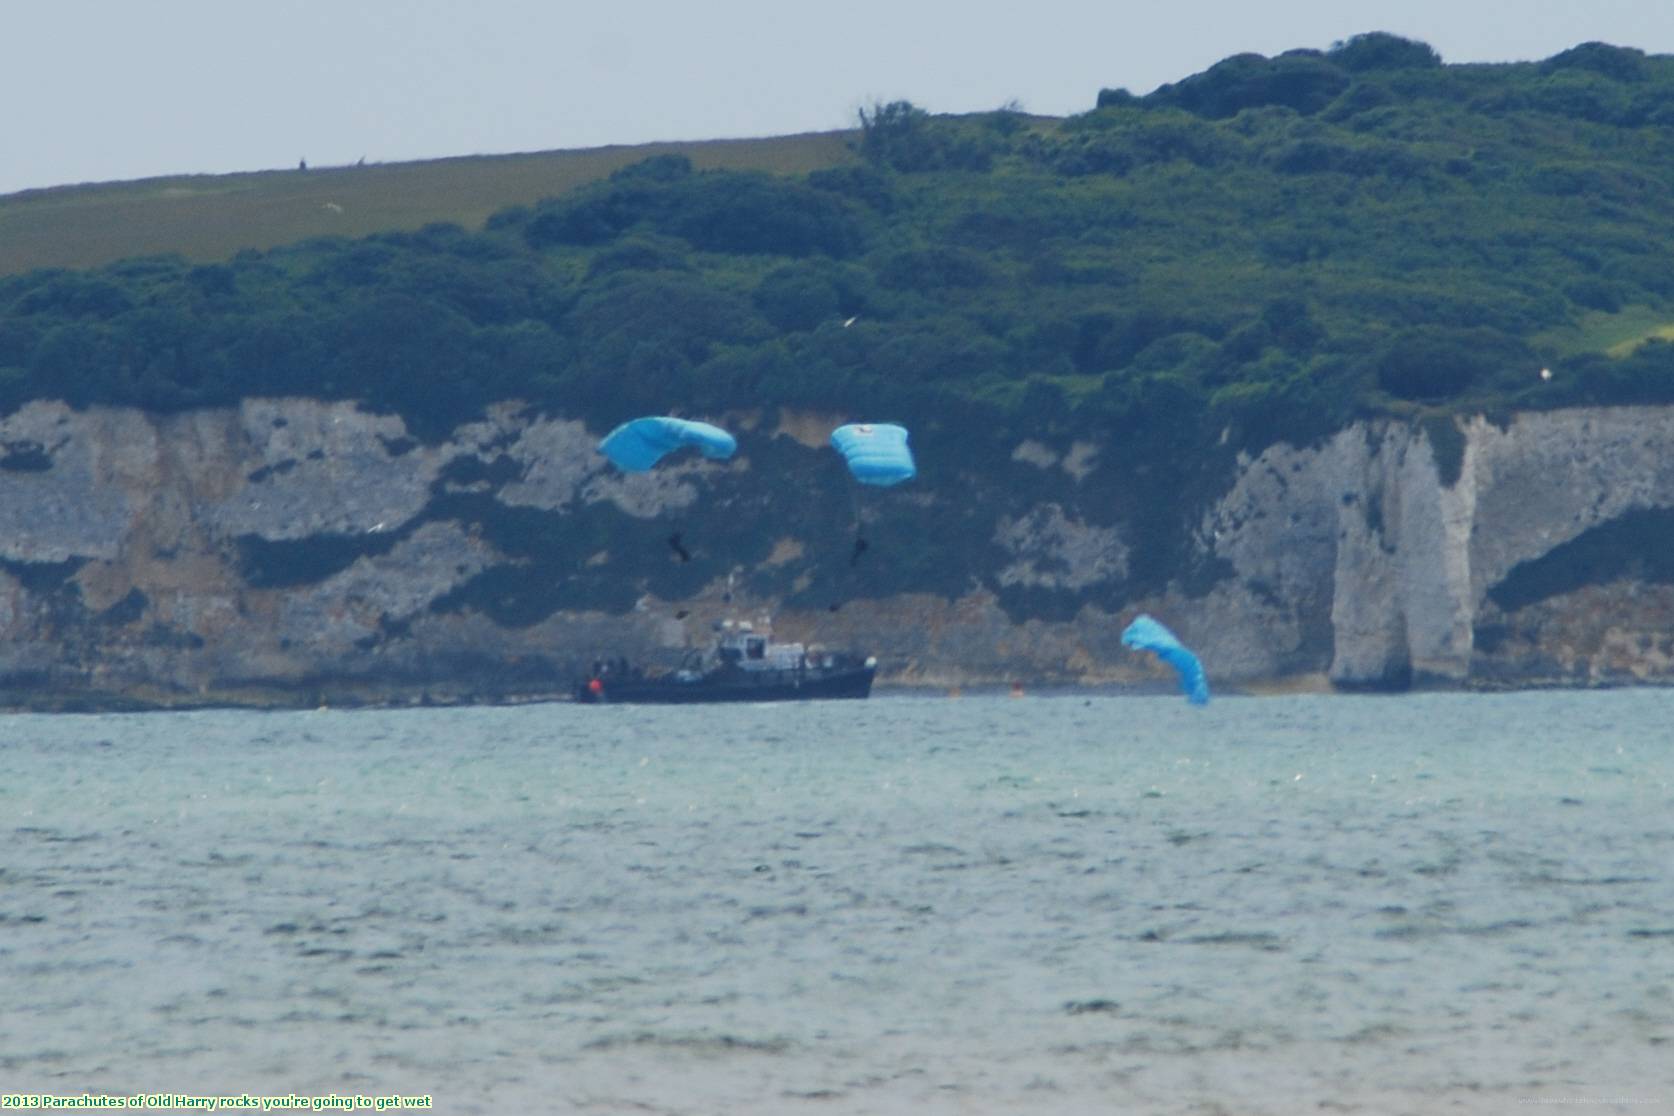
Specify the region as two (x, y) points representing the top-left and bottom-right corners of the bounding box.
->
(4, 32), (1674, 470)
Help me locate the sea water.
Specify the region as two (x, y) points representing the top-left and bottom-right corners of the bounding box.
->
(2, 691), (1671, 1115)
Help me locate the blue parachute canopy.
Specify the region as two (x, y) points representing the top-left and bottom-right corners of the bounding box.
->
(598, 416), (737, 472)
(1121, 614), (1210, 705)
(830, 423), (916, 487)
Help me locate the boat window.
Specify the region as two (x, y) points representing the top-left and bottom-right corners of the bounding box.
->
(746, 637), (765, 659)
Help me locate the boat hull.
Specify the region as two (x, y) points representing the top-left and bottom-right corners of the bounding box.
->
(575, 665), (874, 704)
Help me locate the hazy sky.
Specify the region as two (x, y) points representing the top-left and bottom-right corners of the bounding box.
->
(7, 0), (1672, 196)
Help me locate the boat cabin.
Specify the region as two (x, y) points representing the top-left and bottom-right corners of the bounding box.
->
(714, 622), (807, 672)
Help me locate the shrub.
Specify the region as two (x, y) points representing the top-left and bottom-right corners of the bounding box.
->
(565, 273), (770, 378)
(1375, 326), (1533, 401)
(874, 246), (994, 290)
(662, 173), (865, 257)
(585, 235), (692, 280)
(753, 264), (842, 332)
(858, 101), (933, 170)
(1541, 42), (1647, 83)
(525, 167), (865, 257)
(1327, 33), (1441, 73)
(807, 164), (896, 212)
(1144, 51), (1351, 119)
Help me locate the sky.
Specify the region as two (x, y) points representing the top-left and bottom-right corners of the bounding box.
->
(6, 0), (1674, 197)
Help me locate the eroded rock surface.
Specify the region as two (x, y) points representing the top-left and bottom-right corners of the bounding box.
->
(2, 398), (1671, 706)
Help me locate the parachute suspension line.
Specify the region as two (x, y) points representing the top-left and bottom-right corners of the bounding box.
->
(596, 416), (737, 566)
(663, 510), (691, 567)
(849, 484), (868, 566)
(829, 422), (914, 568)
(667, 524), (692, 563)
(826, 422), (915, 609)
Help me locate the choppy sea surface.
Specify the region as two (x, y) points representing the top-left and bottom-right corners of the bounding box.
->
(3, 691), (1673, 1115)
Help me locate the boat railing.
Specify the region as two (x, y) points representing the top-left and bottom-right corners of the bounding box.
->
(723, 657), (869, 683)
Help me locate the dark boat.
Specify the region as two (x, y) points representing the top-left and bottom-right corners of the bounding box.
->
(576, 621), (875, 704)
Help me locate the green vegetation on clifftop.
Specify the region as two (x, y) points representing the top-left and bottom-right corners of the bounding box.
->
(4, 33), (1674, 616)
(7, 35), (1674, 449)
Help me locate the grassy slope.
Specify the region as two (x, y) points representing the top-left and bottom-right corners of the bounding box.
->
(0, 132), (857, 276)
(1535, 306), (1674, 358)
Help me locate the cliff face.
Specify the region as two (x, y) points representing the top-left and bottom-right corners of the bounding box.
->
(1196, 409), (1674, 689)
(1, 398), (1671, 706)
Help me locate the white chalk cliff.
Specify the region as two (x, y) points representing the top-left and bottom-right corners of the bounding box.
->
(1, 398), (1670, 706)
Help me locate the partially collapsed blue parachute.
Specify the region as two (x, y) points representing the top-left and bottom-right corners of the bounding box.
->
(1121, 614), (1209, 705)
(830, 423), (916, 486)
(598, 417), (737, 472)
